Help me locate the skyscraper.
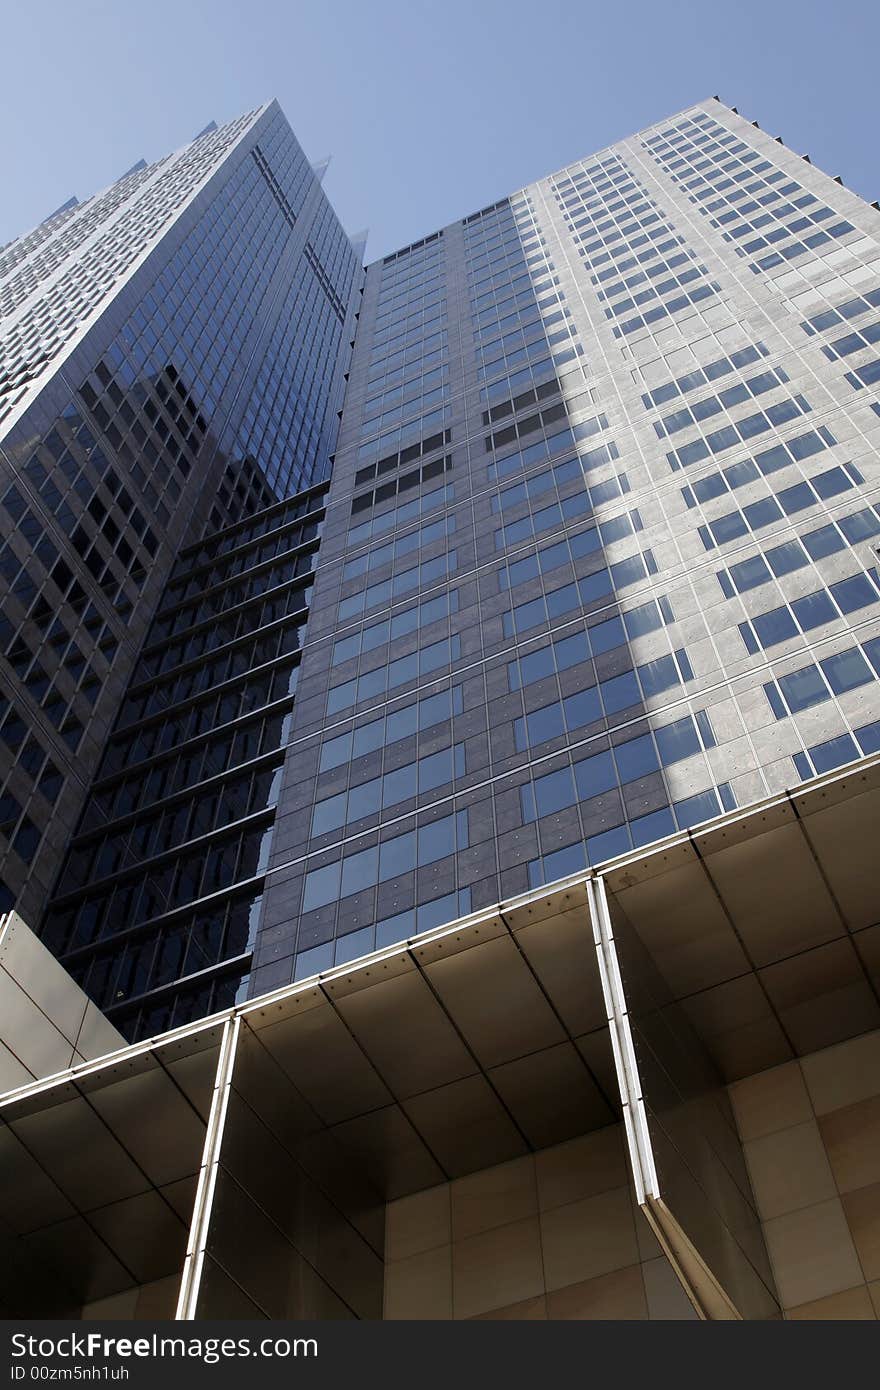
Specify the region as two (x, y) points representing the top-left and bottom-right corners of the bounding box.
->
(24, 95), (880, 1031)
(0, 101), (360, 944)
(243, 97), (880, 994)
(2, 97), (880, 1322)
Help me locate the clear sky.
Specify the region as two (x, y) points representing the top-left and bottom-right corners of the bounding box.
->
(3, 0), (879, 262)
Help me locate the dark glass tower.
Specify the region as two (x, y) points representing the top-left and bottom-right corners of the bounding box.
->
(8, 95), (880, 1038)
(0, 101), (361, 1017)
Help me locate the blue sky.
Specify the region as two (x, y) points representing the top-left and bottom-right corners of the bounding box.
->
(3, 0), (878, 261)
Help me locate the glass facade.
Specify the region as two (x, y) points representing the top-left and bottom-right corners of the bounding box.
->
(5, 95), (880, 1036)
(0, 101), (361, 936)
(250, 99), (880, 993)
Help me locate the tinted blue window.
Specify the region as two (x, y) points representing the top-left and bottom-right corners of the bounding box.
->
(856, 719), (880, 754)
(729, 555), (771, 592)
(813, 467), (852, 500)
(334, 926), (375, 965)
(694, 474), (726, 503)
(341, 845), (378, 897)
(379, 830), (416, 881)
(779, 666), (827, 712)
(565, 687), (603, 730)
(725, 459), (759, 487)
(532, 767), (575, 818)
(792, 590), (836, 630)
(674, 789), (720, 827)
(586, 825), (630, 863)
(624, 600), (666, 637)
(574, 750), (617, 799)
(417, 817), (456, 866)
(820, 649), (872, 695)
(810, 733), (858, 774)
(630, 807), (675, 847)
(294, 942), (334, 980)
(525, 704), (566, 746)
(708, 514), (742, 546)
(614, 734), (659, 782)
(556, 632), (592, 671)
(639, 654), (681, 696)
(766, 541), (807, 577)
(831, 574), (876, 613)
(708, 425), (739, 453)
(744, 497), (782, 529)
(839, 510), (880, 544)
(531, 840), (587, 889)
(656, 717), (701, 765)
(802, 524), (843, 561)
(778, 483), (813, 515)
(754, 607), (798, 647)
(792, 752), (812, 781)
(601, 671), (641, 713)
(579, 569), (612, 602)
(589, 616), (626, 654)
(302, 862), (341, 911)
(754, 443), (789, 475)
(677, 439), (709, 467)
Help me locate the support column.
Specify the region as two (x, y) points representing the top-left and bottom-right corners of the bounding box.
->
(175, 1014), (241, 1320)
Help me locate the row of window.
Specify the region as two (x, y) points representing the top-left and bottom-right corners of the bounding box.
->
(58, 760), (283, 893)
(120, 618), (304, 727)
(527, 782), (734, 891)
(718, 505), (880, 597)
(800, 288), (880, 337)
(654, 367), (792, 437)
(327, 635), (460, 716)
(507, 597), (673, 694)
(597, 248), (698, 307)
(84, 705), (293, 830)
(104, 661), (298, 774)
(312, 743), (466, 837)
(640, 342), (769, 409)
(513, 649), (695, 752)
(499, 509), (644, 591)
(793, 719), (880, 782)
(684, 430), (839, 513)
(302, 809), (469, 912)
(163, 512), (323, 609)
(748, 215), (855, 275)
(522, 710), (717, 824)
(319, 685), (463, 773)
(342, 514), (454, 582)
(350, 454), (452, 519)
(615, 280), (719, 339)
(699, 462), (860, 551)
(765, 636), (880, 719)
(62, 893), (257, 1012)
(47, 819), (273, 946)
(149, 547), (316, 645)
(332, 591), (456, 667)
(844, 357), (880, 391)
(495, 467), (630, 551)
(292, 887), (473, 982)
(173, 489), (325, 575)
(136, 584), (311, 682)
(338, 549), (456, 623)
(740, 571), (879, 655)
(503, 552), (658, 638)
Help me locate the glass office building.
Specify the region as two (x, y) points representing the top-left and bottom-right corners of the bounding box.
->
(247, 98), (880, 993)
(5, 94), (880, 1032)
(0, 101), (360, 955)
(2, 95), (880, 1325)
